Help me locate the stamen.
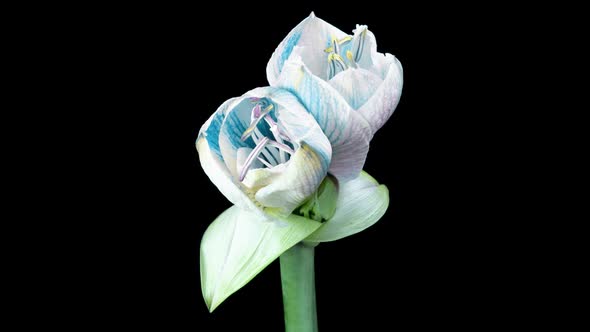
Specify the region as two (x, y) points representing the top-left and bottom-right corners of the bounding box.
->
(338, 36), (353, 44)
(254, 127), (278, 166)
(239, 98), (295, 172)
(263, 115), (295, 150)
(325, 36), (353, 53)
(264, 115), (286, 163)
(241, 104), (274, 141)
(328, 53), (348, 78)
(239, 137), (269, 181)
(346, 50), (357, 68)
(332, 39), (340, 55)
(264, 114), (276, 126)
(267, 141), (295, 154)
(257, 157), (273, 168)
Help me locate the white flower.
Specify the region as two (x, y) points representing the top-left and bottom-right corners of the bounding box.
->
(267, 12), (403, 180)
(197, 87), (332, 218)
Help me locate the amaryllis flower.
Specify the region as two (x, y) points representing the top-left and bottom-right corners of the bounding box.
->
(267, 13), (403, 180)
(197, 87), (331, 218)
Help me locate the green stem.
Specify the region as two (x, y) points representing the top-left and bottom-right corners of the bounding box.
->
(280, 243), (318, 332)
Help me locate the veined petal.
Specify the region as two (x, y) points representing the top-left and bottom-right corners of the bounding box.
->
(305, 171), (389, 242)
(196, 138), (258, 212)
(267, 12), (349, 85)
(201, 206), (321, 312)
(277, 57), (372, 180)
(328, 68), (383, 110)
(198, 97), (238, 159)
(253, 142), (328, 216)
(357, 54), (403, 134)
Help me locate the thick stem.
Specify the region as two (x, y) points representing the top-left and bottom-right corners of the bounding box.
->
(280, 243), (318, 332)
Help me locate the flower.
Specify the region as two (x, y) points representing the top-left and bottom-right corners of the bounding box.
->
(267, 13), (403, 180)
(196, 87), (332, 218)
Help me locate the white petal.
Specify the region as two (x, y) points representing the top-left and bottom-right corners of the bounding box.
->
(351, 25), (378, 72)
(200, 206), (321, 312)
(196, 138), (258, 212)
(305, 171), (389, 242)
(267, 12), (349, 85)
(328, 68), (383, 110)
(254, 142), (328, 216)
(277, 57), (373, 180)
(357, 54), (403, 134)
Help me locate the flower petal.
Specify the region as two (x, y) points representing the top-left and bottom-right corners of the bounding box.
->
(305, 171), (389, 242)
(277, 57), (373, 180)
(357, 54), (403, 134)
(328, 68), (383, 110)
(253, 142), (328, 216)
(196, 138), (258, 212)
(198, 97), (237, 159)
(201, 205), (321, 312)
(267, 12), (349, 85)
(351, 25), (378, 71)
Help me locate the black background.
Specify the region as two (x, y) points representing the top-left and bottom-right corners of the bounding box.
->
(58, 2), (531, 330)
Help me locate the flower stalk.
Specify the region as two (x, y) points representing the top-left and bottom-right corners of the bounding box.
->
(280, 243), (318, 332)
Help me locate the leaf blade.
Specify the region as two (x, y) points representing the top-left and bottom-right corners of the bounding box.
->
(200, 206), (322, 312)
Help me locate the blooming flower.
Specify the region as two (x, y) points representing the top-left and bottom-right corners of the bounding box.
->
(197, 87), (331, 218)
(267, 12), (403, 180)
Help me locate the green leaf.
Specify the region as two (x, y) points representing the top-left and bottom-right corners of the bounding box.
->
(296, 175), (339, 222)
(200, 206), (322, 312)
(316, 175), (338, 221)
(305, 171), (389, 242)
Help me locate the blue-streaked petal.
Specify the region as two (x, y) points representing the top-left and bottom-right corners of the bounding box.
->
(267, 12), (349, 85)
(328, 68), (383, 110)
(305, 171), (389, 242)
(357, 54), (403, 134)
(198, 97), (237, 159)
(201, 205), (321, 312)
(277, 57), (372, 180)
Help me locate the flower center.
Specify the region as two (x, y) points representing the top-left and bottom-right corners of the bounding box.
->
(238, 98), (296, 181)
